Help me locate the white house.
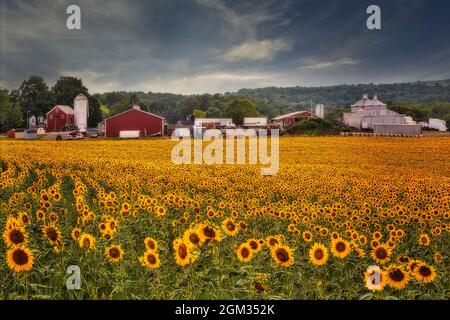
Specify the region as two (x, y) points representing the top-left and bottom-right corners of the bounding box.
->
(343, 94), (415, 129)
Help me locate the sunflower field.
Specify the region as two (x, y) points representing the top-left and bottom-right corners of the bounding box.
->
(0, 137), (449, 300)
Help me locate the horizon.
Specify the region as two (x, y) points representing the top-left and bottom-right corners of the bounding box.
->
(1, 0), (450, 94)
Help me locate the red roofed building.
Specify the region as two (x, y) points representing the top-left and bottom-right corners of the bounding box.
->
(272, 111), (317, 127)
(46, 105), (75, 132)
(102, 106), (165, 137)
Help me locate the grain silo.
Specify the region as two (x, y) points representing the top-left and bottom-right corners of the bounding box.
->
(74, 94), (89, 131)
(315, 104), (324, 118)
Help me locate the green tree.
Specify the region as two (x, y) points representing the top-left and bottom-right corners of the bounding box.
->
(100, 104), (110, 118)
(87, 97), (103, 127)
(192, 109), (207, 119)
(110, 99), (131, 115)
(0, 90), (24, 132)
(206, 107), (222, 118)
(224, 98), (259, 125)
(17, 75), (54, 120)
(52, 76), (88, 106)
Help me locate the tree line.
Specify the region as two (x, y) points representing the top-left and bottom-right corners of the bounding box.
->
(1, 76), (449, 132)
(0, 76), (102, 132)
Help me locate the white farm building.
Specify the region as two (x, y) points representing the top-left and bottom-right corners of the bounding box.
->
(343, 94), (416, 129)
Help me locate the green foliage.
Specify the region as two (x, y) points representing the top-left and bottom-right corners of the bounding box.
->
(0, 90), (24, 132)
(236, 80), (450, 107)
(206, 107), (222, 118)
(17, 75), (54, 119)
(285, 118), (339, 136)
(192, 109), (207, 119)
(388, 101), (450, 127)
(52, 77), (88, 106)
(87, 97), (103, 128)
(224, 98), (259, 125)
(110, 100), (132, 116)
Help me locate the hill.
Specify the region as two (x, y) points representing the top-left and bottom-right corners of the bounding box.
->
(95, 79), (450, 125)
(235, 79), (450, 107)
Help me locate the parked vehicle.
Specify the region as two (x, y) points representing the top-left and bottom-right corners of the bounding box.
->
(86, 128), (99, 138)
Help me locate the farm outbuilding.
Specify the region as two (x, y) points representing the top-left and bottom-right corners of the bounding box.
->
(46, 105), (75, 132)
(272, 111), (317, 127)
(102, 106), (165, 137)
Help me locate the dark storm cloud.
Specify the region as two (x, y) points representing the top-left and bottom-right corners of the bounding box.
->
(1, 0), (449, 94)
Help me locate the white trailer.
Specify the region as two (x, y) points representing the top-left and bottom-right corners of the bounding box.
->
(119, 130), (140, 139)
(428, 118), (448, 132)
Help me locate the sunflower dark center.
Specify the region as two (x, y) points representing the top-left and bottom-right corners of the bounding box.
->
(226, 222), (235, 231)
(10, 230), (25, 244)
(241, 247), (250, 258)
(376, 248), (387, 259)
(314, 249), (324, 260)
(109, 248), (121, 258)
(418, 266), (432, 277)
(147, 241), (156, 250)
(269, 238), (278, 246)
(189, 234), (200, 244)
(46, 228), (58, 241)
(204, 227), (216, 238)
(389, 268), (405, 281)
(249, 241), (258, 250)
(147, 254), (157, 264)
(336, 242), (346, 252)
(276, 248), (289, 262)
(13, 249), (29, 265)
(178, 244), (188, 259)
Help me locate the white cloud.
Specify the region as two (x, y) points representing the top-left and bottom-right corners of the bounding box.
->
(129, 70), (275, 95)
(222, 39), (292, 62)
(297, 58), (360, 70)
(196, 0), (285, 39)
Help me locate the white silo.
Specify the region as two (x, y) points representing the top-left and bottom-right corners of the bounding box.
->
(74, 94), (89, 131)
(315, 104), (324, 118)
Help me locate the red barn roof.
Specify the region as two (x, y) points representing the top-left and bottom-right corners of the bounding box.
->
(103, 106), (165, 137)
(46, 105), (74, 115)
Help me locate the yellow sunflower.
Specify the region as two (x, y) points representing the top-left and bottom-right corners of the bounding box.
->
(370, 244), (391, 265)
(42, 224), (62, 245)
(302, 230), (313, 243)
(413, 263), (436, 283)
(183, 228), (204, 248)
(173, 238), (195, 266)
(247, 239), (262, 253)
(140, 250), (161, 269)
(331, 238), (351, 259)
(104, 244), (124, 263)
(198, 224), (221, 242)
(271, 244), (294, 268)
(7, 246), (34, 273)
(71, 227), (81, 241)
(78, 233), (96, 250)
(222, 218), (239, 236)
(385, 265), (410, 289)
(237, 243), (253, 263)
(418, 233), (430, 246)
(144, 237), (159, 251)
(309, 243), (328, 266)
(3, 226), (28, 247)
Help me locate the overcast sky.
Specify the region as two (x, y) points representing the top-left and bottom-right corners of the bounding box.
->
(1, 0), (450, 94)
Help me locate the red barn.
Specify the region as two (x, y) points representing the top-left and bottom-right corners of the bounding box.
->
(46, 105), (75, 132)
(103, 106), (165, 137)
(272, 111), (317, 127)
